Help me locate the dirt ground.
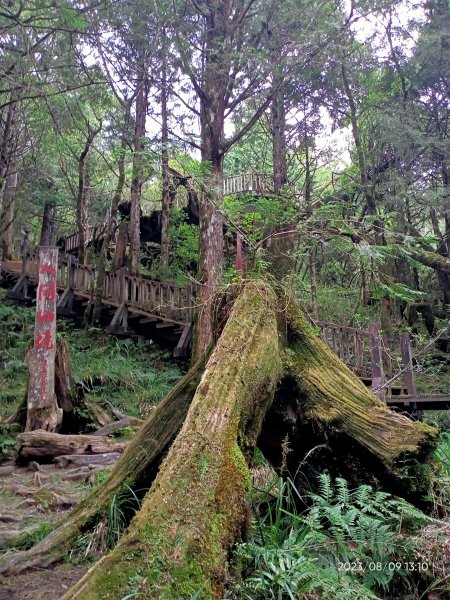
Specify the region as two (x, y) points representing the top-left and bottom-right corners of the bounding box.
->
(0, 462), (102, 599)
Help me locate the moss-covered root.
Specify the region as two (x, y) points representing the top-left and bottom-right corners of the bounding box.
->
(284, 297), (437, 467)
(61, 281), (283, 600)
(0, 355), (206, 577)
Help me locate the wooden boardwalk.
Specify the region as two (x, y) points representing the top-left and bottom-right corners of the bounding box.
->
(223, 173), (271, 195)
(1, 253), (449, 411)
(307, 319), (450, 413)
(2, 256), (195, 357)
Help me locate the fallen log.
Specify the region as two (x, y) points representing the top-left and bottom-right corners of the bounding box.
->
(54, 453), (121, 469)
(61, 281), (283, 599)
(92, 417), (143, 437)
(17, 431), (126, 461)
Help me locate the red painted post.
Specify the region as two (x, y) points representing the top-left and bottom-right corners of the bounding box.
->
(25, 247), (62, 431)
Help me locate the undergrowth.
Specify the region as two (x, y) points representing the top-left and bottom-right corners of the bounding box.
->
(228, 473), (446, 600)
(0, 289), (184, 422)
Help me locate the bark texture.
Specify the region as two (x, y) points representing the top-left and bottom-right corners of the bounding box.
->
(283, 295), (436, 467)
(61, 282), (282, 600)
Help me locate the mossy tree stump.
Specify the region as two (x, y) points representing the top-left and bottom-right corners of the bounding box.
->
(1, 281), (437, 598)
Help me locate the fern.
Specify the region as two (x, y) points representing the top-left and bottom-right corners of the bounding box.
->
(230, 474), (431, 599)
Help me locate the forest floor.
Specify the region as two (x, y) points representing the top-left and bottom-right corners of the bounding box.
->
(0, 462), (91, 599)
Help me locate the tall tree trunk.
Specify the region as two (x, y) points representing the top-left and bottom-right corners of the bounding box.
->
(0, 100), (17, 213)
(129, 75), (149, 276)
(39, 201), (56, 247)
(271, 82), (288, 195)
(194, 89), (225, 359)
(76, 126), (100, 264)
(160, 36), (171, 268)
(0, 163), (18, 259)
(92, 105), (131, 323)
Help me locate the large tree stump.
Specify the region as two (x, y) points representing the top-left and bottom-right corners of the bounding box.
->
(1, 282), (437, 595)
(61, 282), (282, 599)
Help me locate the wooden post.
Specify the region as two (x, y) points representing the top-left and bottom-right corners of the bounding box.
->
(236, 230), (243, 273)
(57, 254), (76, 316)
(368, 322), (385, 397)
(400, 332), (417, 397)
(25, 247), (62, 432)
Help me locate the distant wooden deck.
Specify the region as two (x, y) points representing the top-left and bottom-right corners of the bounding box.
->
(223, 173), (271, 196)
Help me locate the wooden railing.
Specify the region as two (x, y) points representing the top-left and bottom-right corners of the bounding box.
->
(64, 226), (98, 252)
(16, 254), (195, 325)
(313, 320), (417, 398)
(223, 173), (270, 195)
(5, 251), (416, 393)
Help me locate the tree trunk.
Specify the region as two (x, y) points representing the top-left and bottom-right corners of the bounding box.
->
(38, 201), (56, 247)
(92, 104), (130, 323)
(0, 99), (17, 214)
(160, 35), (171, 268)
(271, 82), (288, 195)
(61, 282), (282, 600)
(0, 163), (18, 259)
(112, 219), (128, 272)
(76, 128), (99, 264)
(129, 75), (149, 276)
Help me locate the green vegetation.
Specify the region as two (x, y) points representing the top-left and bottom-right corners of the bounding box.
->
(229, 471), (449, 600)
(0, 290), (183, 423)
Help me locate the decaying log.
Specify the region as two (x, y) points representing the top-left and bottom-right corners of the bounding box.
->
(92, 416), (143, 437)
(17, 431), (126, 461)
(0, 352), (207, 576)
(61, 282), (282, 600)
(54, 453), (121, 469)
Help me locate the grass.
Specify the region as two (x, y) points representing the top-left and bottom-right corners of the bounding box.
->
(0, 289), (184, 423)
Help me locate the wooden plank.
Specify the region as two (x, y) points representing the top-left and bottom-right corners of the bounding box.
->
(368, 322), (385, 396)
(174, 323), (193, 357)
(400, 332), (417, 397)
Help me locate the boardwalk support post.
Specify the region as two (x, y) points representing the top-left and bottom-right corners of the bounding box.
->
(400, 332), (418, 397)
(107, 267), (129, 334)
(369, 322), (385, 397)
(57, 254), (76, 316)
(10, 247), (31, 300)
